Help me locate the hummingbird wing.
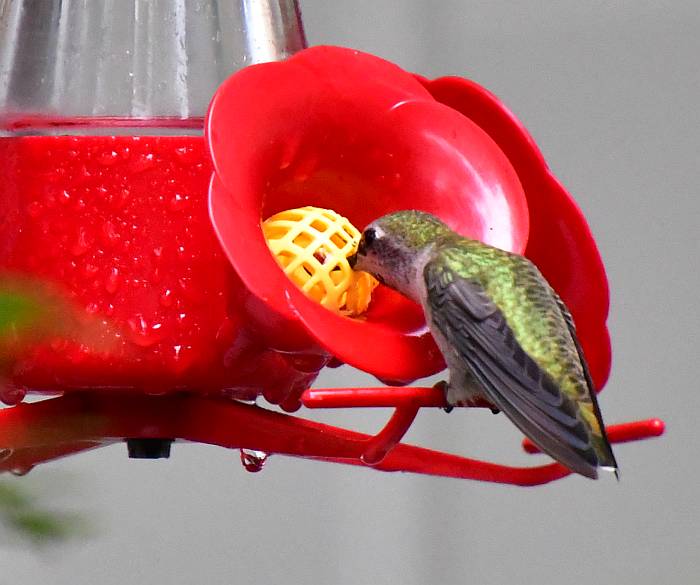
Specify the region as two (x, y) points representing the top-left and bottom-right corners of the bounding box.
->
(424, 261), (601, 479)
(553, 294), (618, 473)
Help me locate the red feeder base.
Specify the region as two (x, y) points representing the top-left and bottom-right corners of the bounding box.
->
(0, 388), (664, 486)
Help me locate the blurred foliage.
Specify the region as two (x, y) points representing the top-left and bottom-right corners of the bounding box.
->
(1, 287), (92, 546)
(0, 290), (42, 334)
(0, 479), (90, 546)
(0, 284), (55, 376)
(0, 278), (117, 378)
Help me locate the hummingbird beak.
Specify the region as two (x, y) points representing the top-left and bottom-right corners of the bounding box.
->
(347, 252), (358, 269)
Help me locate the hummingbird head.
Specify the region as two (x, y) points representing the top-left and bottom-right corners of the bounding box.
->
(349, 210), (451, 301)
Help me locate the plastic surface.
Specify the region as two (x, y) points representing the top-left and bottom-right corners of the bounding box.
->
(0, 392), (664, 485)
(262, 206), (377, 315)
(422, 76), (611, 388)
(0, 135), (323, 402)
(206, 46), (609, 387)
(0, 0), (306, 124)
(0, 44), (663, 482)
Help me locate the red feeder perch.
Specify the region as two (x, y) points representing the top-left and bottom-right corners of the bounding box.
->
(0, 2), (663, 485)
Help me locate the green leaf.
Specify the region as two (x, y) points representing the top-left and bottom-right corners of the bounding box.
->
(0, 480), (91, 545)
(0, 291), (42, 334)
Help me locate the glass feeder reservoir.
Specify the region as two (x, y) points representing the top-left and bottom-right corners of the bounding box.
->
(0, 0), (315, 409)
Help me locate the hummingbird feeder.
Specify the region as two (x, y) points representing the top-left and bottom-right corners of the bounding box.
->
(0, 1), (663, 485)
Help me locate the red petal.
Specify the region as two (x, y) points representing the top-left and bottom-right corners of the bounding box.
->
(207, 46), (529, 382)
(423, 76), (612, 388)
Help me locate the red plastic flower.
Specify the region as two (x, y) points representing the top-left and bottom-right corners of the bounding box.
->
(207, 45), (611, 390)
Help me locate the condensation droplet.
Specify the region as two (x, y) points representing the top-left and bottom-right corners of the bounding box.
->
(132, 152), (155, 173)
(0, 384), (27, 406)
(98, 150), (119, 166)
(126, 313), (166, 347)
(169, 192), (189, 211)
(105, 267), (121, 294)
(113, 188), (131, 209)
(174, 145), (199, 164)
(159, 288), (174, 307)
(58, 189), (71, 204)
(101, 220), (120, 246)
(67, 343), (91, 364)
(70, 226), (91, 256)
(82, 262), (99, 277)
(279, 136), (301, 170)
(239, 449), (268, 473)
(10, 465), (34, 477)
(151, 267), (163, 285)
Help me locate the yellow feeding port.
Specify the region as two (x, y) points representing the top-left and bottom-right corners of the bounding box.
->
(263, 206), (379, 316)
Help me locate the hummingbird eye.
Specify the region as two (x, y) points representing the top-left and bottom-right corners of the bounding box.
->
(363, 228), (377, 247)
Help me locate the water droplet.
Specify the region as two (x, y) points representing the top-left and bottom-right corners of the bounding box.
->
(159, 288), (174, 307)
(67, 344), (91, 364)
(280, 393), (302, 413)
(79, 164), (93, 180)
(279, 137), (301, 170)
(127, 314), (166, 347)
(82, 262), (99, 277)
(0, 384), (27, 406)
(98, 150), (119, 166)
(10, 465), (34, 477)
(174, 146), (199, 164)
(58, 189), (71, 204)
(131, 153), (155, 173)
(239, 449), (268, 473)
(70, 226), (91, 256)
(169, 192), (189, 211)
(105, 267), (121, 294)
(110, 188), (131, 210)
(85, 302), (100, 314)
(101, 220), (120, 246)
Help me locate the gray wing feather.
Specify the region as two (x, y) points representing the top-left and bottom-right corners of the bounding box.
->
(553, 294), (618, 472)
(424, 261), (601, 479)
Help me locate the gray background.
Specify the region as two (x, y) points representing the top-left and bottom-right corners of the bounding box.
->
(1, 1), (697, 583)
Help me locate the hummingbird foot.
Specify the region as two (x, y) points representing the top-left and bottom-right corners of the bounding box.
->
(432, 381), (454, 412)
(433, 380), (500, 414)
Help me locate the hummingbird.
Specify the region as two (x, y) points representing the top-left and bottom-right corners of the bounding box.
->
(349, 210), (618, 479)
